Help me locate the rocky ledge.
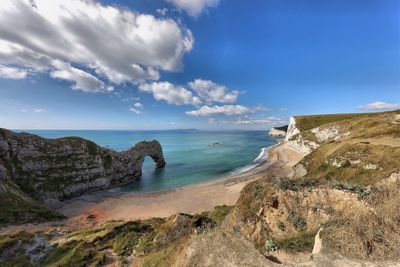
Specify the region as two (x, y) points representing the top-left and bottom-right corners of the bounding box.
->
(0, 128), (165, 205)
(268, 125), (288, 138)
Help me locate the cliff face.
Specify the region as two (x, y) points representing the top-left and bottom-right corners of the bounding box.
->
(0, 128), (165, 204)
(285, 117), (300, 141)
(227, 109), (400, 264)
(268, 127), (287, 138)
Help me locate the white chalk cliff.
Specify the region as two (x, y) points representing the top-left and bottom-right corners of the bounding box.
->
(268, 128), (286, 138)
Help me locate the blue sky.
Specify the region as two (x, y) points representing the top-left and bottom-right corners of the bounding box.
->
(0, 0), (399, 130)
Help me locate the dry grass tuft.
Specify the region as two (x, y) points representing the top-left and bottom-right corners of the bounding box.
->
(322, 182), (400, 260)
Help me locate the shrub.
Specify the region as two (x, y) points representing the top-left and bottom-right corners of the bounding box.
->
(265, 239), (278, 251)
(288, 211), (306, 231)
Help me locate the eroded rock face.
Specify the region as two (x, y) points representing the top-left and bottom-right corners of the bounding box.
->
(285, 117), (300, 141)
(268, 127), (287, 138)
(0, 128), (165, 202)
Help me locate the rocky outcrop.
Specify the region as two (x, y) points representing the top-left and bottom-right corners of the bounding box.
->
(285, 117), (300, 141)
(0, 128), (165, 203)
(284, 117), (317, 155)
(311, 126), (350, 143)
(268, 125), (288, 138)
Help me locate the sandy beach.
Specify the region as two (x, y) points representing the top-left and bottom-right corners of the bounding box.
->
(0, 141), (304, 233)
(58, 141), (303, 221)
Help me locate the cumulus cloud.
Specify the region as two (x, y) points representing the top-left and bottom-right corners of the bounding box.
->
(0, 64), (28, 79)
(134, 102), (144, 108)
(50, 60), (113, 93)
(358, 101), (400, 110)
(188, 79), (239, 103)
(186, 105), (251, 116)
(129, 107), (141, 114)
(139, 81), (201, 105)
(167, 0), (220, 16)
(0, 0), (194, 91)
(208, 116), (287, 126)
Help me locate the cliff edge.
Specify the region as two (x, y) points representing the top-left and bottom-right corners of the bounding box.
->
(0, 128), (165, 224)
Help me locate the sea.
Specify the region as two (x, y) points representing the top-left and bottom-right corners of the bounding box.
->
(20, 130), (277, 192)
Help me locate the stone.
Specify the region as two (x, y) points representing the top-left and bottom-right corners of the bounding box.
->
(0, 128), (166, 203)
(285, 117), (300, 141)
(268, 127), (287, 138)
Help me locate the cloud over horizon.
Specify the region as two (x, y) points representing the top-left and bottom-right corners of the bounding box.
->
(186, 105), (252, 116)
(0, 0), (193, 92)
(358, 101), (400, 110)
(208, 116), (287, 126)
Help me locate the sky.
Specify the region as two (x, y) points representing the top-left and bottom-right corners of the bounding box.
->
(0, 0), (399, 130)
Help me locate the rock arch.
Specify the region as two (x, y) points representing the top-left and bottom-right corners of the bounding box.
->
(122, 140), (166, 176)
(0, 128), (166, 202)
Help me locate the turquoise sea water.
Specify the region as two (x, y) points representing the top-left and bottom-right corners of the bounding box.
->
(21, 130), (277, 192)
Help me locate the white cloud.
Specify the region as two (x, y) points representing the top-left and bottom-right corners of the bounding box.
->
(358, 101), (400, 110)
(121, 96), (140, 102)
(188, 79), (239, 103)
(50, 60), (113, 93)
(134, 102), (144, 108)
(20, 108), (47, 113)
(186, 105), (251, 116)
(168, 0), (220, 16)
(0, 64), (28, 79)
(139, 81), (201, 105)
(208, 116), (287, 126)
(129, 107), (141, 114)
(0, 0), (194, 90)
(156, 8), (169, 16)
(253, 104), (271, 112)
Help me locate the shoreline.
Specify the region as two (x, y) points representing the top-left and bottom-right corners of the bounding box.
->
(0, 140), (304, 234)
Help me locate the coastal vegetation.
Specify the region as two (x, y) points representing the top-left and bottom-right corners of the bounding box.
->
(0, 206), (231, 266)
(228, 109), (400, 263)
(0, 109), (399, 265)
(294, 112), (371, 132)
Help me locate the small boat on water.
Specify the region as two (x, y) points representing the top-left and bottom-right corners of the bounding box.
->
(209, 142), (222, 147)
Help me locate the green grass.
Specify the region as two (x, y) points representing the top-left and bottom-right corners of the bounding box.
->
(0, 184), (65, 227)
(287, 211), (307, 231)
(42, 221), (155, 266)
(300, 142), (400, 186)
(141, 247), (175, 267)
(235, 181), (274, 221)
(276, 232), (316, 252)
(0, 208), (225, 266)
(0, 255), (33, 267)
(0, 231), (36, 267)
(201, 205), (233, 224)
(294, 112), (371, 132)
(0, 231), (34, 251)
(44, 240), (106, 267)
(103, 153), (113, 169)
